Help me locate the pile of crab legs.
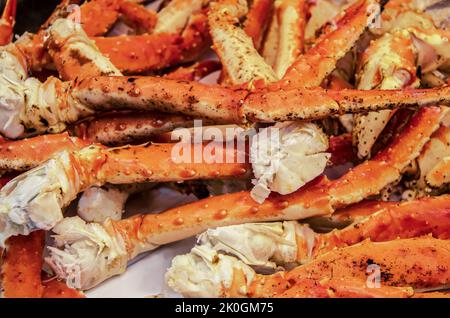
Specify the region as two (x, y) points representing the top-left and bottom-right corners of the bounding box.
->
(0, 0), (448, 298)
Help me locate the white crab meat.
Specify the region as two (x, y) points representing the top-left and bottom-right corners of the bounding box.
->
(250, 122), (330, 203)
(0, 43), (29, 139)
(78, 186), (129, 223)
(46, 216), (128, 290)
(198, 221), (316, 270)
(0, 151), (82, 245)
(165, 245), (255, 298)
(0, 146), (106, 245)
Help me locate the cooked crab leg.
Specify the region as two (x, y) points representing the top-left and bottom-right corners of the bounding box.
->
(353, 24), (450, 159)
(0, 124), (348, 174)
(404, 125), (450, 192)
(167, 237), (450, 297)
(0, 140), (249, 243)
(306, 200), (399, 231)
(426, 156), (450, 188)
(209, 1), (327, 202)
(276, 277), (414, 298)
(243, 0), (273, 51)
(1, 231), (45, 298)
(46, 17), (210, 145)
(71, 111), (202, 146)
(197, 194), (450, 269)
(353, 32), (419, 159)
(72, 75), (450, 125)
(280, 0), (380, 88)
(44, 106), (443, 289)
(14, 0), (208, 74)
(0, 133), (88, 172)
(261, 1), (279, 68)
(0, 17), (207, 140)
(4, 101), (439, 226)
(209, 0), (277, 84)
(2, 60), (449, 139)
(374, 0), (440, 36)
(46, 18), (122, 80)
(93, 11), (210, 73)
(1, 227), (84, 298)
(74, 0), (157, 36)
(78, 0), (121, 36)
(117, 0), (157, 34)
(273, 0), (307, 78)
(0, 0), (16, 46)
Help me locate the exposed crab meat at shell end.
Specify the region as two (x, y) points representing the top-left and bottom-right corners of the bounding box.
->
(46, 216), (128, 290)
(250, 122), (330, 203)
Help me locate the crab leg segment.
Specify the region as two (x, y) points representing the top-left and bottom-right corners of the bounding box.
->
(242, 85), (450, 122)
(308, 194), (450, 258)
(281, 0), (380, 88)
(1, 231), (45, 298)
(0, 124), (340, 174)
(426, 156), (450, 188)
(209, 0), (277, 84)
(194, 194), (450, 269)
(406, 125), (450, 191)
(0, 0), (16, 46)
(45, 107), (444, 289)
(118, 1), (157, 34)
(167, 237), (450, 297)
(153, 0), (204, 34)
(261, 3), (279, 68)
(273, 0), (307, 78)
(73, 74), (450, 126)
(93, 11), (210, 73)
(352, 24), (450, 159)
(46, 18), (122, 80)
(329, 106), (445, 208)
(0, 141), (250, 242)
(45, 177), (331, 289)
(0, 133), (88, 172)
(243, 0), (274, 50)
(276, 277), (414, 298)
(79, 0), (121, 36)
(1, 228), (84, 298)
(72, 111), (201, 146)
(252, 237), (450, 297)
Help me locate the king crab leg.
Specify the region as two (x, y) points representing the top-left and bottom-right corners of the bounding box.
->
(0, 0), (16, 46)
(1, 231), (45, 297)
(166, 237), (450, 297)
(43, 106), (444, 289)
(194, 194), (450, 271)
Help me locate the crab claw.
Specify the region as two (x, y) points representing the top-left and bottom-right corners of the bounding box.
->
(0, 0), (16, 46)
